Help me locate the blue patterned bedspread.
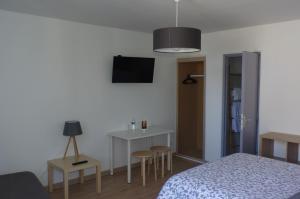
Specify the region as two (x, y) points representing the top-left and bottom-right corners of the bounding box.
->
(158, 153), (300, 199)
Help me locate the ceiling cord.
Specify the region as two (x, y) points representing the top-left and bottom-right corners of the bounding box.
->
(175, 0), (180, 27)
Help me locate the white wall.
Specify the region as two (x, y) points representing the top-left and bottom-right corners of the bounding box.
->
(200, 19), (300, 161)
(0, 10), (177, 185)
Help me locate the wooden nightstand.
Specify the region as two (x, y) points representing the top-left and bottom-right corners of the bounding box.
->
(48, 154), (101, 199)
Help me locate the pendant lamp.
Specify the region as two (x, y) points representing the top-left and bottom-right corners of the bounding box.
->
(153, 0), (201, 53)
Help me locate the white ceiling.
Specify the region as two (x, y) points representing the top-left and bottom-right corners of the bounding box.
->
(1, 0), (300, 33)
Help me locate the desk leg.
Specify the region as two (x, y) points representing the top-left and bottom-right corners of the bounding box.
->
(96, 164), (101, 193)
(64, 172), (69, 199)
(48, 164), (53, 192)
(167, 133), (171, 147)
(110, 136), (114, 175)
(127, 140), (131, 183)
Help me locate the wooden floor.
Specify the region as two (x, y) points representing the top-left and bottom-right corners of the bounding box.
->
(49, 156), (199, 199)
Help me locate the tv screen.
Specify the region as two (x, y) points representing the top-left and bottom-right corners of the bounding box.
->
(112, 56), (155, 83)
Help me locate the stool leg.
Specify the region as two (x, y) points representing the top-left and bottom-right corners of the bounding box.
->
(170, 152), (173, 173)
(153, 155), (157, 181)
(148, 158), (150, 176)
(142, 158), (146, 186)
(167, 151), (170, 171)
(157, 153), (159, 170)
(141, 160), (143, 177)
(161, 152), (165, 178)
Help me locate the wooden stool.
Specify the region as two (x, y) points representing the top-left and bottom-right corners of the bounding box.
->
(150, 146), (172, 178)
(132, 150), (157, 186)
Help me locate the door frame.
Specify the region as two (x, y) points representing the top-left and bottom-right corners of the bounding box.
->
(221, 52), (261, 156)
(221, 53), (242, 156)
(176, 56), (206, 161)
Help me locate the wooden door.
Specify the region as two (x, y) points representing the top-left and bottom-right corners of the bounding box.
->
(177, 60), (205, 159)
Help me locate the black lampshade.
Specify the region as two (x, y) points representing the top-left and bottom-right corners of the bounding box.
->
(153, 27), (201, 53)
(63, 121), (82, 136)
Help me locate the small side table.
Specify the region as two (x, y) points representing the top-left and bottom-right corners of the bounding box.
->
(48, 154), (101, 199)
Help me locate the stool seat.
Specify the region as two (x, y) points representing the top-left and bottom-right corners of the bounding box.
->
(150, 146), (171, 152)
(132, 150), (153, 158)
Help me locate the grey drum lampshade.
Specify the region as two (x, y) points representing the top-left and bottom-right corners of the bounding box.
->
(63, 121), (82, 136)
(153, 27), (201, 53)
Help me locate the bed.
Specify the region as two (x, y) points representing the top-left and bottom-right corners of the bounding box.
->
(158, 153), (300, 199)
(0, 171), (50, 199)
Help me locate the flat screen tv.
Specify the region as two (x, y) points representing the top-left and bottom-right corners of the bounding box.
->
(112, 56), (155, 83)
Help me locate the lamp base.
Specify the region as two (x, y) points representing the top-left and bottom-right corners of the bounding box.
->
(63, 136), (80, 160)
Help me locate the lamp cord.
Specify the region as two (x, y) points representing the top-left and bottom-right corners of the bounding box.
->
(175, 0), (179, 27)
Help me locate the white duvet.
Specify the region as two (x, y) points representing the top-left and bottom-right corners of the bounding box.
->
(158, 153), (300, 199)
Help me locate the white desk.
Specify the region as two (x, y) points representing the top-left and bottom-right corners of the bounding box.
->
(107, 126), (174, 183)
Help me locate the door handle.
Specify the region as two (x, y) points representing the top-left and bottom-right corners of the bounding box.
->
(240, 114), (252, 131)
(240, 114), (245, 131)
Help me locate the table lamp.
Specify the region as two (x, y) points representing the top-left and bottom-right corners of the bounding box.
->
(63, 121), (82, 160)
